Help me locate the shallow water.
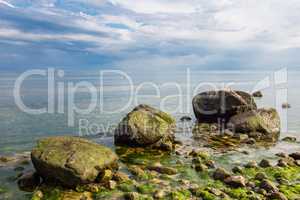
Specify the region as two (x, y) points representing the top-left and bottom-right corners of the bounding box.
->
(0, 68), (299, 199)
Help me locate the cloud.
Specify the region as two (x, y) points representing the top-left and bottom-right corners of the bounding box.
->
(0, 0), (300, 70)
(0, 0), (15, 8)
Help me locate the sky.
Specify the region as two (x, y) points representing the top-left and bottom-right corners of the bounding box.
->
(0, 0), (300, 71)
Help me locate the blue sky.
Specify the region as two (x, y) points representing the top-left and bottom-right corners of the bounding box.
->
(0, 0), (300, 71)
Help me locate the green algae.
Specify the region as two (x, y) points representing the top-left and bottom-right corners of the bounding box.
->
(136, 183), (156, 194)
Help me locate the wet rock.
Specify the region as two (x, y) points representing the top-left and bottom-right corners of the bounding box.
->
(194, 164), (208, 172)
(213, 168), (230, 181)
(259, 159), (272, 168)
(192, 90), (256, 123)
(224, 175), (246, 188)
(253, 91), (263, 98)
(31, 136), (118, 187)
(267, 192), (288, 200)
(189, 150), (210, 160)
(289, 152), (300, 160)
(232, 166), (243, 174)
(98, 169), (113, 182)
(147, 163), (177, 175)
(124, 192), (140, 200)
(246, 138), (256, 145)
(244, 161), (258, 168)
(282, 136), (297, 142)
(17, 170), (41, 192)
(112, 171), (130, 183)
(246, 181), (256, 189)
(228, 108), (280, 142)
(260, 180), (278, 192)
(128, 165), (146, 177)
(233, 133), (249, 141)
(275, 152), (289, 158)
(106, 180), (117, 190)
(180, 116), (192, 121)
(205, 160), (216, 169)
(282, 103), (291, 109)
(255, 172), (268, 181)
(154, 190), (166, 199)
(277, 159), (288, 167)
(31, 190), (43, 200)
(114, 104), (176, 150)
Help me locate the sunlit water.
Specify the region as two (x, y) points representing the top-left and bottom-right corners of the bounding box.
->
(0, 68), (299, 199)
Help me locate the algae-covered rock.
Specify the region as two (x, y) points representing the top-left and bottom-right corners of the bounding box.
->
(192, 90), (256, 123)
(114, 104), (176, 150)
(253, 91), (263, 98)
(228, 108), (280, 142)
(31, 136), (118, 187)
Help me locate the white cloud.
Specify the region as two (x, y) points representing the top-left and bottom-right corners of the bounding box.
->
(0, 0), (15, 8)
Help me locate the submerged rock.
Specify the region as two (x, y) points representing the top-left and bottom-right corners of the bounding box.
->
(224, 175), (246, 188)
(289, 152), (300, 160)
(252, 91), (263, 98)
(192, 90), (256, 123)
(180, 116), (192, 121)
(213, 168), (230, 181)
(114, 104), (176, 150)
(282, 103), (291, 109)
(31, 136), (118, 187)
(259, 159), (272, 168)
(228, 108), (280, 142)
(17, 170), (41, 192)
(282, 136), (297, 142)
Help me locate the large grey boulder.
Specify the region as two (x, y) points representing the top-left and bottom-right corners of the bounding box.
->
(114, 104), (176, 150)
(228, 108), (280, 142)
(31, 136), (118, 187)
(192, 90), (257, 123)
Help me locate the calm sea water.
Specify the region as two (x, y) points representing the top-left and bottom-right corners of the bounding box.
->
(0, 68), (300, 199)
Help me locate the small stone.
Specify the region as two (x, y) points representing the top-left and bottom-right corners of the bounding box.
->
(224, 129), (234, 137)
(195, 164), (208, 172)
(14, 166), (25, 172)
(106, 180), (117, 190)
(253, 91), (263, 98)
(246, 182), (256, 189)
(113, 172), (130, 183)
(275, 152), (289, 158)
(224, 176), (246, 188)
(259, 159), (272, 168)
(124, 192), (139, 200)
(154, 190), (166, 198)
(277, 159), (288, 167)
(208, 187), (223, 196)
(255, 172), (268, 181)
(189, 150), (210, 160)
(99, 169), (113, 182)
(176, 160), (184, 165)
(31, 190), (43, 200)
(232, 166), (243, 174)
(282, 103), (291, 109)
(289, 152), (300, 160)
(129, 165), (146, 177)
(246, 138), (256, 145)
(282, 136), (297, 142)
(205, 160), (216, 169)
(234, 134), (249, 141)
(267, 192), (288, 200)
(180, 116), (192, 121)
(244, 161), (258, 168)
(213, 168), (230, 181)
(17, 171), (40, 192)
(147, 163), (177, 175)
(260, 180), (278, 192)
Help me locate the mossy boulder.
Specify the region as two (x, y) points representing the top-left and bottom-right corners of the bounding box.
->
(228, 108), (280, 142)
(192, 90), (256, 123)
(114, 104), (176, 150)
(31, 136), (118, 187)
